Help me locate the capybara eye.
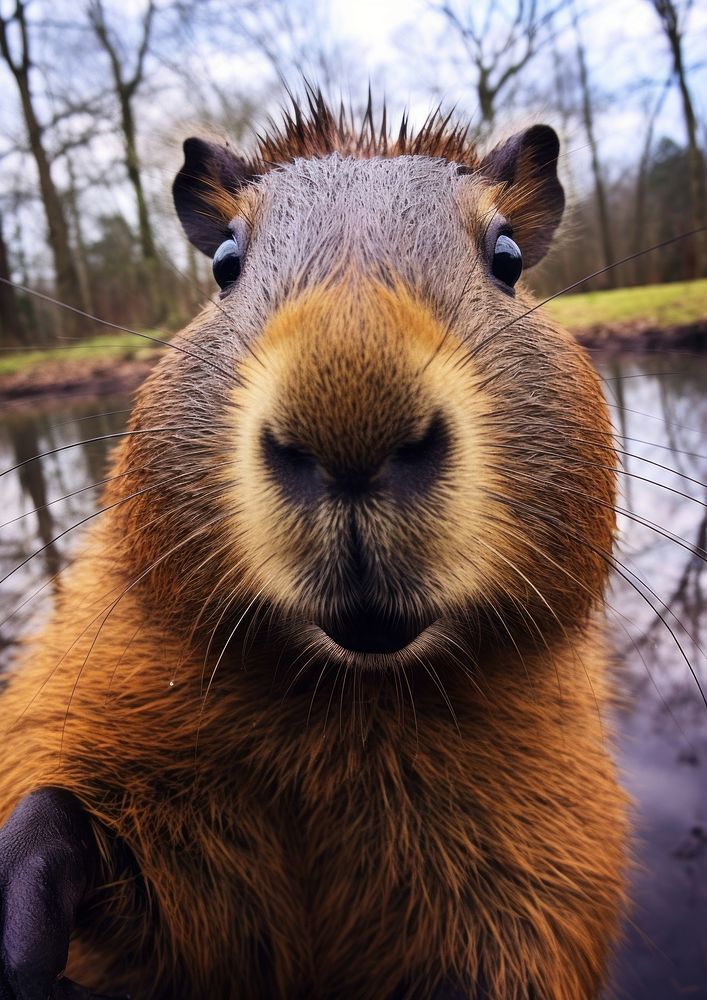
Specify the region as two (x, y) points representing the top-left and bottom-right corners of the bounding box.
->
(212, 238), (242, 292)
(491, 234), (522, 288)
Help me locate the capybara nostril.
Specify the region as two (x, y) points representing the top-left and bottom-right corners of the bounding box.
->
(262, 414), (452, 509)
(386, 412), (451, 500)
(261, 427), (324, 506)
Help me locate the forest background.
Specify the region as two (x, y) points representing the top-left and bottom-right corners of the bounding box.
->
(0, 0), (705, 348)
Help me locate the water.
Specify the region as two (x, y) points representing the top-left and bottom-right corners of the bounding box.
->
(599, 355), (707, 998)
(0, 358), (706, 998)
(0, 397), (131, 655)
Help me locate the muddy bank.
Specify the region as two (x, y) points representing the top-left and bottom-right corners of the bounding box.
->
(1, 319), (706, 404)
(0, 353), (161, 409)
(576, 318), (707, 353)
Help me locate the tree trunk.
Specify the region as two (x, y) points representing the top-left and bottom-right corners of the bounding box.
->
(17, 77), (85, 333)
(87, 0), (165, 321)
(633, 77), (671, 285)
(0, 4), (84, 338)
(0, 210), (25, 345)
(120, 89), (157, 265)
(573, 13), (616, 288)
(66, 159), (94, 318)
(633, 153), (651, 285)
(477, 67), (495, 127)
(656, 1), (707, 276)
(119, 89), (166, 321)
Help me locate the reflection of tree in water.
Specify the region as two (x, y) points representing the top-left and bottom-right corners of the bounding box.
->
(9, 419), (61, 581)
(602, 361), (707, 1000)
(0, 399), (130, 664)
(605, 357), (707, 717)
(642, 503), (707, 651)
(0, 412), (61, 661)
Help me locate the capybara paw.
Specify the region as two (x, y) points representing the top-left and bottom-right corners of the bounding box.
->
(0, 788), (113, 1000)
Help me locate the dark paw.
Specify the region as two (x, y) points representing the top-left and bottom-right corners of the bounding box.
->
(0, 788), (112, 1000)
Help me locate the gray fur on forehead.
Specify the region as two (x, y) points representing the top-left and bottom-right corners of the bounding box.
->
(228, 153), (493, 332)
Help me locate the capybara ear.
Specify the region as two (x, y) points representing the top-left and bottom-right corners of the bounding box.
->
(173, 137), (252, 257)
(481, 125), (565, 267)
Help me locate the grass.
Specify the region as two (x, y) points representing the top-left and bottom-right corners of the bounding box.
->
(546, 278), (707, 332)
(0, 330), (166, 378)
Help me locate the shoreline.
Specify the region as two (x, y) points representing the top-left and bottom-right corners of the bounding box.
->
(0, 353), (161, 409)
(1, 320), (706, 406)
(575, 319), (707, 354)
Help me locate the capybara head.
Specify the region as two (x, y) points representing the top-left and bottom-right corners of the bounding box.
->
(116, 97), (615, 679)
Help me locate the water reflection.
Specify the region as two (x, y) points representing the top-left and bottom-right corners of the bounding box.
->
(0, 360), (705, 998)
(598, 355), (707, 999)
(604, 357), (707, 707)
(0, 398), (129, 657)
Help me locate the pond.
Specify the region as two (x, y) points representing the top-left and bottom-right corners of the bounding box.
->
(0, 356), (705, 999)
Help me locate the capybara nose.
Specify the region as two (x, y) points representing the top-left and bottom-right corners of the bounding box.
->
(261, 413), (450, 506)
(325, 606), (422, 654)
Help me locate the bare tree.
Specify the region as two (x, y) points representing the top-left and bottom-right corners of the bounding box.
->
(179, 0), (364, 119)
(0, 208), (24, 344)
(87, 1), (159, 279)
(0, 0), (84, 333)
(571, 2), (616, 287)
(239, 0), (359, 96)
(648, 0), (707, 276)
(430, 0), (561, 128)
(65, 155), (94, 317)
(633, 75), (672, 283)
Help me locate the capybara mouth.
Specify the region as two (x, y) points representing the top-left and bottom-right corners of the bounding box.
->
(322, 609), (429, 655)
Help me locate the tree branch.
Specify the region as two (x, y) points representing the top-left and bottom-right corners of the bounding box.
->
(15, 0), (31, 73)
(0, 5), (21, 77)
(128, 0), (156, 94)
(87, 0), (125, 92)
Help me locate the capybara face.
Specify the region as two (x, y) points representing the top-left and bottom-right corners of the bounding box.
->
(118, 114), (615, 675)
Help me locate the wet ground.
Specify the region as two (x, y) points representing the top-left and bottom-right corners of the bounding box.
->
(0, 354), (706, 998)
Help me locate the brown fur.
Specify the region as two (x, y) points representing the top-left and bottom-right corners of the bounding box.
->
(0, 98), (627, 999)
